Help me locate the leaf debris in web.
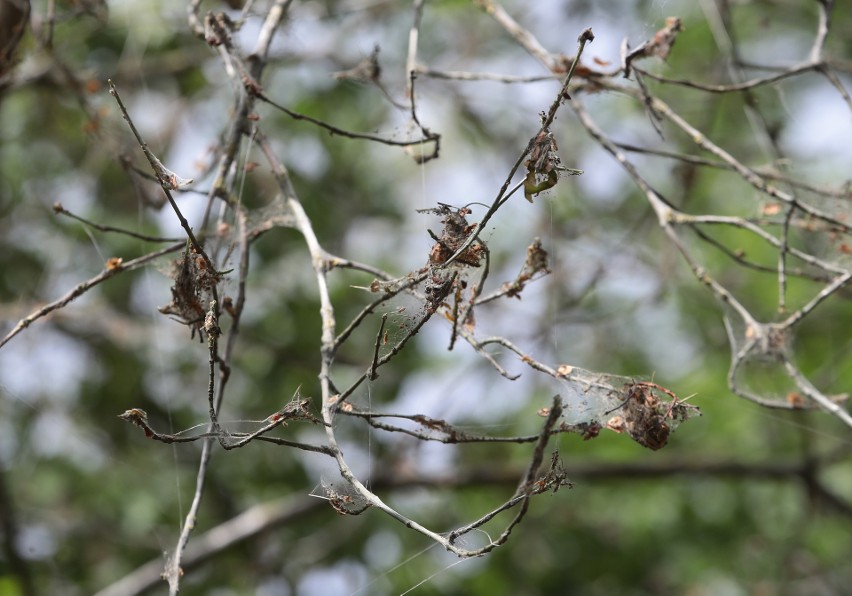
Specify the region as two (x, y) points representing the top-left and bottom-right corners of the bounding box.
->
(552, 365), (701, 450)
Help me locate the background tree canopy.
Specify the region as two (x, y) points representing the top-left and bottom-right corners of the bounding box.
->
(1, 0), (851, 594)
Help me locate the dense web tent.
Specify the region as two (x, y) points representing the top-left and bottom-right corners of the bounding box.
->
(0, 0), (851, 593)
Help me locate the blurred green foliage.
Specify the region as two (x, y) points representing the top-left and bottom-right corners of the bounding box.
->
(0, 1), (850, 595)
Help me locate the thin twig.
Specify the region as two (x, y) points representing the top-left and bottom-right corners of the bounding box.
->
(405, 0), (426, 99)
(0, 242), (184, 350)
(164, 438), (213, 595)
(416, 66), (557, 83)
(107, 81), (218, 273)
(255, 92), (439, 149)
(614, 142), (851, 199)
(369, 314), (388, 381)
(442, 29), (594, 268)
(333, 273), (427, 350)
(474, 0), (560, 73)
(633, 62), (817, 93)
(53, 203), (181, 242)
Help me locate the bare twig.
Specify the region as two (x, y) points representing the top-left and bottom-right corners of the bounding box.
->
(107, 81), (216, 272)
(0, 242), (184, 350)
(404, 0), (426, 99)
(255, 92), (439, 149)
(164, 438), (213, 595)
(416, 66), (557, 83)
(52, 203), (181, 242)
(474, 0), (561, 73)
(633, 62), (818, 93)
(441, 29), (594, 268)
(369, 314), (388, 381)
